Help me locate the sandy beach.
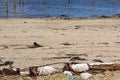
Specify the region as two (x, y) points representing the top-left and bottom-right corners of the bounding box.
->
(0, 18), (120, 69)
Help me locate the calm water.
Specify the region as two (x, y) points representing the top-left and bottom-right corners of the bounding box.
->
(0, 0), (120, 18)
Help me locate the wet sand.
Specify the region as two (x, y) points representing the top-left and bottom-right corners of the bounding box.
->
(0, 18), (120, 69)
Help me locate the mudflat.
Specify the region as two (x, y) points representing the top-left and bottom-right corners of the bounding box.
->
(0, 18), (120, 69)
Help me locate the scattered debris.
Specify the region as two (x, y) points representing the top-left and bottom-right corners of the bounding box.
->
(0, 45), (9, 49)
(21, 31), (27, 33)
(91, 42), (94, 44)
(51, 56), (71, 59)
(62, 42), (73, 46)
(93, 59), (104, 63)
(15, 47), (27, 49)
(0, 61), (14, 66)
(33, 42), (43, 48)
(66, 54), (88, 57)
(0, 59), (3, 63)
(98, 42), (109, 45)
(49, 47), (54, 49)
(4, 61), (14, 66)
(61, 33), (65, 35)
(53, 28), (59, 30)
(70, 57), (87, 61)
(0, 68), (20, 75)
(27, 42), (43, 48)
(74, 25), (81, 30)
(114, 42), (120, 44)
(23, 22), (27, 23)
(113, 59), (120, 62)
(96, 55), (103, 57)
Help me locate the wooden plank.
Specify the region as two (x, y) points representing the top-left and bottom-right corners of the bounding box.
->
(90, 63), (120, 70)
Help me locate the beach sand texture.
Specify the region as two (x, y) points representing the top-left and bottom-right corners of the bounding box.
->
(0, 18), (120, 68)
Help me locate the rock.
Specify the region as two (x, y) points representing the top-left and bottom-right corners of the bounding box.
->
(71, 63), (89, 72)
(66, 75), (78, 80)
(64, 71), (73, 76)
(29, 66), (57, 76)
(27, 42), (43, 48)
(20, 71), (29, 76)
(33, 42), (43, 48)
(80, 72), (92, 79)
(37, 66), (56, 76)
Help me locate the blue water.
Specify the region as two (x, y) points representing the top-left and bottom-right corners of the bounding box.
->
(0, 0), (120, 18)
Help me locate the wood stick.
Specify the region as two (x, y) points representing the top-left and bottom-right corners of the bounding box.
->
(31, 62), (66, 67)
(90, 63), (120, 70)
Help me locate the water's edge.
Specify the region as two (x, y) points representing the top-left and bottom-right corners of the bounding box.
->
(0, 0), (120, 18)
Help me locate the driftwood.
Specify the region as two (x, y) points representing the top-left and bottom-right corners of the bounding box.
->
(0, 68), (20, 75)
(86, 63), (120, 74)
(1, 62), (120, 76)
(62, 62), (120, 75)
(0, 61), (13, 67)
(89, 63), (120, 70)
(29, 62), (66, 68)
(28, 62), (120, 76)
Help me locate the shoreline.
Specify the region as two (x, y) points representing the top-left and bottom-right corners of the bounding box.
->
(0, 13), (120, 19)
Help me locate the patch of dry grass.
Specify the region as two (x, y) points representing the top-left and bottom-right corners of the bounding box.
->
(0, 71), (120, 80)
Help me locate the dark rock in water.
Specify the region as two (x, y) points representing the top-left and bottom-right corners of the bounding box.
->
(113, 14), (120, 17)
(98, 15), (110, 18)
(63, 17), (71, 20)
(60, 14), (67, 17)
(70, 57), (87, 61)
